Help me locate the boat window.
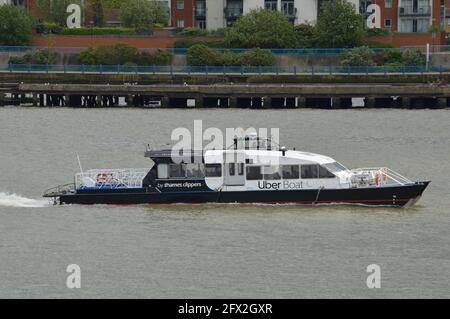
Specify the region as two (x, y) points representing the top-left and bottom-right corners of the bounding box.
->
(246, 166), (262, 180)
(319, 166), (335, 178)
(228, 163), (236, 175)
(301, 165), (319, 179)
(282, 165), (300, 179)
(237, 163), (244, 176)
(186, 163), (205, 179)
(157, 164), (169, 179)
(169, 164), (186, 178)
(323, 162), (348, 173)
(263, 166), (281, 180)
(205, 164), (222, 177)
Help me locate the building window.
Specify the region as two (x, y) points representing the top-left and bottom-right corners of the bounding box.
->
(359, 0), (373, 14)
(385, 19), (392, 27)
(177, 19), (185, 28)
(385, 0), (392, 8)
(265, 0), (278, 10)
(177, 0), (184, 10)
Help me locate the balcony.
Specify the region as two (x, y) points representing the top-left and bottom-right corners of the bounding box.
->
(224, 7), (243, 19)
(399, 6), (431, 16)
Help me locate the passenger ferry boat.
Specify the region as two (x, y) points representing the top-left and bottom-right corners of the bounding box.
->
(44, 135), (429, 207)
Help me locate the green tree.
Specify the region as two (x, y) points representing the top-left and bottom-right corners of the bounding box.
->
(314, 0), (365, 48)
(120, 0), (168, 30)
(0, 5), (35, 46)
(224, 9), (297, 48)
(36, 0), (83, 25)
(89, 0), (104, 26)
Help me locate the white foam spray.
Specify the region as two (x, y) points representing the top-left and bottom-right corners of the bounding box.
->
(0, 192), (49, 208)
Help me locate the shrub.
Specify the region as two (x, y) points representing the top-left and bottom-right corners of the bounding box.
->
(36, 22), (63, 35)
(340, 46), (375, 66)
(217, 51), (241, 66)
(383, 50), (403, 64)
(366, 28), (390, 36)
(152, 50), (174, 65)
(187, 45), (276, 66)
(239, 48), (276, 66)
(77, 44), (173, 65)
(364, 41), (395, 49)
(173, 39), (226, 49)
(59, 27), (136, 35)
(173, 39), (197, 48)
(402, 49), (425, 66)
(9, 49), (59, 65)
(187, 44), (221, 66)
(178, 27), (208, 36)
(96, 43), (140, 65)
(294, 24), (315, 48)
(0, 5), (35, 45)
(77, 47), (99, 65)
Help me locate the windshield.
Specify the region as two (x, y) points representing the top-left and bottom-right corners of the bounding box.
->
(323, 162), (349, 173)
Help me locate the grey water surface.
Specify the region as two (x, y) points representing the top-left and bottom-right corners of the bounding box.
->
(0, 107), (449, 298)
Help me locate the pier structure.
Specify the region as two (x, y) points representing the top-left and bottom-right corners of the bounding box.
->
(1, 82), (450, 109)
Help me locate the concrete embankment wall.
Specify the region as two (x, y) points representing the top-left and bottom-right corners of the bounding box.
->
(2, 79), (450, 109)
(1, 71), (449, 85)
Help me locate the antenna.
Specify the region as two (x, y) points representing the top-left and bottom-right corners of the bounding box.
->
(76, 153), (83, 174)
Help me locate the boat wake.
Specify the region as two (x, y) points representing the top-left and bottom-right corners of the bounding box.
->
(0, 192), (49, 208)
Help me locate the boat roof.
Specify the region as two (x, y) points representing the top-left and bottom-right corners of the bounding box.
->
(145, 148), (336, 165)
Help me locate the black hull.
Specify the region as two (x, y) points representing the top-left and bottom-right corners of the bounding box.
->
(59, 182), (430, 208)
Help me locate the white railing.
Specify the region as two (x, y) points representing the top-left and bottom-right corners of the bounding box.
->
(350, 167), (413, 187)
(75, 168), (149, 190)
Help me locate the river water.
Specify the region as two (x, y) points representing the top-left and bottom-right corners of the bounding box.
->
(0, 107), (449, 298)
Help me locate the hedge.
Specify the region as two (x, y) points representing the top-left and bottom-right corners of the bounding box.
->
(187, 44), (276, 66)
(77, 43), (174, 65)
(59, 27), (137, 36)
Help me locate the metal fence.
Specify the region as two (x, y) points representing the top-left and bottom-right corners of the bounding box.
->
(0, 63), (447, 74)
